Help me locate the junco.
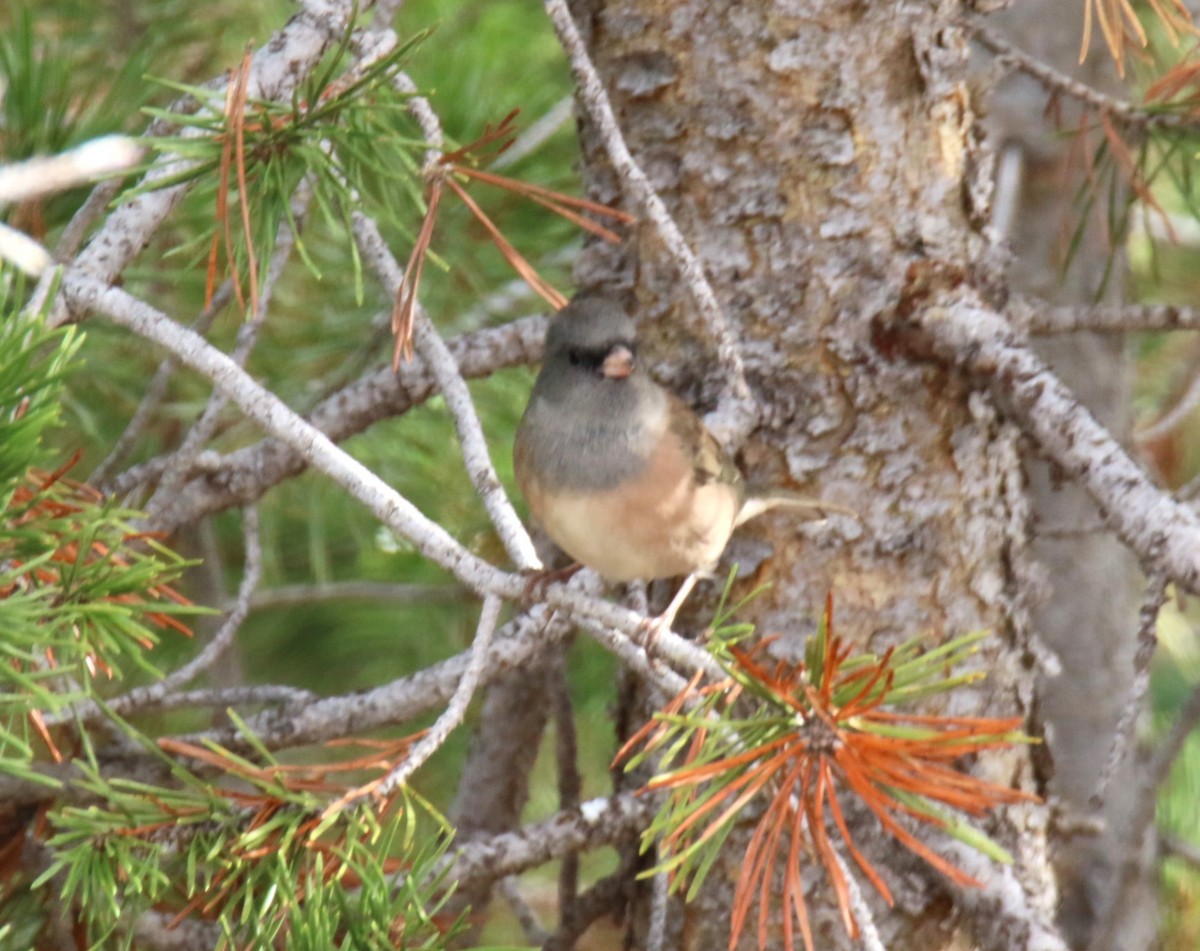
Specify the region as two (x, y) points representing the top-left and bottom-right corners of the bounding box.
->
(514, 295), (839, 585)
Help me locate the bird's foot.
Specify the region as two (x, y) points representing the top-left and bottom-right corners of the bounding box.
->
(635, 574), (699, 653)
(520, 562), (583, 603)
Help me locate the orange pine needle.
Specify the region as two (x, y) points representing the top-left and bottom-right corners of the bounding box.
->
(392, 180), (443, 367)
(445, 178), (567, 310)
(630, 595), (1037, 951)
(28, 709), (62, 764)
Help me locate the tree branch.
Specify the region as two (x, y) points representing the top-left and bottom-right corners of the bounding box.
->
(350, 210), (541, 570)
(971, 21), (1196, 132)
(444, 792), (654, 891)
(1022, 299), (1200, 335)
(124, 314), (547, 532)
(337, 594), (504, 811)
(0, 136), (142, 206)
(906, 294), (1200, 595)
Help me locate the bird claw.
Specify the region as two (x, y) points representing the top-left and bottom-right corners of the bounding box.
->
(520, 562), (583, 603)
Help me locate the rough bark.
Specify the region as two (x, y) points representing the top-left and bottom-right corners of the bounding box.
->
(571, 0), (1052, 948)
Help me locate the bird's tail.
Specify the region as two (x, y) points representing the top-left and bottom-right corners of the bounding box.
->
(734, 491), (858, 528)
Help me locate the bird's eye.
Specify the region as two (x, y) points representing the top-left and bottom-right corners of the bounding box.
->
(567, 348), (583, 367)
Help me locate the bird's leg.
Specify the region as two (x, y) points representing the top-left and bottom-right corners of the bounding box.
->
(520, 561), (584, 603)
(638, 574), (699, 651)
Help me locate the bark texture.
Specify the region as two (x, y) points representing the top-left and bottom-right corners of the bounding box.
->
(570, 0), (1053, 947)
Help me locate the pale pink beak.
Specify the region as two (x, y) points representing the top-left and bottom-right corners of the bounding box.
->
(601, 345), (634, 379)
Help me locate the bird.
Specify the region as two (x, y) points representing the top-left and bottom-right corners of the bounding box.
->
(514, 295), (841, 587)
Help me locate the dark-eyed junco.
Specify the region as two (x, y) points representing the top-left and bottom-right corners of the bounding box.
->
(514, 295), (839, 584)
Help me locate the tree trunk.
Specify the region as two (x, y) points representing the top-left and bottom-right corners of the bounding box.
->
(571, 0), (1056, 947)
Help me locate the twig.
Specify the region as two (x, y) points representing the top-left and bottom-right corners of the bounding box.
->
(1091, 575), (1168, 809)
(90, 280), (233, 486)
(145, 185), (310, 524)
(829, 845), (886, 951)
(909, 295), (1200, 595)
(541, 0), (755, 445)
(1137, 359), (1200, 443)
(944, 835), (1070, 951)
(443, 792), (655, 889)
(244, 580), (465, 610)
(493, 96), (575, 169)
(54, 178), (125, 262)
(543, 856), (636, 951)
(971, 21), (1195, 131)
(351, 210), (541, 570)
(132, 683), (316, 713)
(549, 650), (582, 911)
(0, 136), (142, 206)
(106, 313), (547, 513)
(335, 594), (503, 812)
(645, 869), (670, 951)
(1161, 832), (1200, 870)
(1091, 671), (1200, 948)
(497, 877), (552, 946)
(0, 223), (54, 276)
(1020, 299), (1200, 335)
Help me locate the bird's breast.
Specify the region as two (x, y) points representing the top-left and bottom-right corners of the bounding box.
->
(519, 417), (739, 582)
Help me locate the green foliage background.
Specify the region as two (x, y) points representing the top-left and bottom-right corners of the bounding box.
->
(0, 0), (617, 944)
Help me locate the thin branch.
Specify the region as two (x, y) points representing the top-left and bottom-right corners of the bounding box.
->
(1092, 667), (1200, 948)
(145, 184), (310, 524)
(89, 280), (233, 486)
(497, 877), (552, 946)
(1137, 360), (1200, 442)
(444, 792), (655, 891)
(971, 21), (1195, 131)
(351, 210), (541, 570)
(105, 313), (547, 514)
(0, 135), (142, 206)
(645, 869), (670, 951)
(829, 844), (885, 951)
(543, 856), (636, 951)
(541, 0), (755, 445)
(1161, 832), (1200, 870)
(493, 96), (575, 169)
(906, 294), (1200, 595)
(1021, 299), (1200, 335)
(0, 223), (54, 276)
(549, 649), (582, 912)
(1091, 576), (1168, 808)
(332, 594), (503, 813)
(54, 178), (125, 262)
(132, 683), (316, 714)
(244, 580), (465, 611)
(944, 835), (1070, 951)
